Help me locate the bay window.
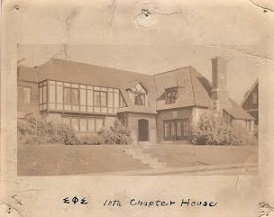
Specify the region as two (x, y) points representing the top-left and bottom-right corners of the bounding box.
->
(39, 80), (126, 114)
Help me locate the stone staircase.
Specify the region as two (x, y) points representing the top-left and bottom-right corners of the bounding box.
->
(124, 146), (167, 169)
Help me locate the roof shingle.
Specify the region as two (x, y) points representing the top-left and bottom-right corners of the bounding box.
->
(18, 59), (254, 120)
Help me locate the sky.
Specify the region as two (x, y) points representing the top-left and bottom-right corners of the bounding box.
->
(13, 0), (274, 103)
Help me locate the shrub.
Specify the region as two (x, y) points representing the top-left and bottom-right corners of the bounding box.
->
(18, 114), (78, 145)
(99, 119), (132, 144)
(18, 115), (132, 145)
(78, 134), (105, 145)
(191, 110), (258, 146)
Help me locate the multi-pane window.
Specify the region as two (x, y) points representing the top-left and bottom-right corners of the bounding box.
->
(39, 80), (126, 114)
(39, 81), (47, 110)
(18, 86), (31, 104)
(164, 119), (189, 141)
(127, 82), (147, 106)
(64, 87), (79, 105)
(166, 90), (177, 104)
(134, 92), (145, 106)
(183, 119), (189, 136)
(62, 116), (104, 133)
(94, 91), (107, 107)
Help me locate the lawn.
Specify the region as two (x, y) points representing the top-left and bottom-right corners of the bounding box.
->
(143, 144), (258, 168)
(17, 143), (258, 176)
(17, 144), (149, 176)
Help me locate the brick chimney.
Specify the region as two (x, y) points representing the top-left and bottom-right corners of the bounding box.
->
(211, 57), (231, 111)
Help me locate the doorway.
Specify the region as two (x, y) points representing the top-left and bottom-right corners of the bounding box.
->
(138, 119), (149, 141)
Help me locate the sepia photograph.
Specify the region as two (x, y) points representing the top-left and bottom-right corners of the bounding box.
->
(17, 44), (259, 176)
(2, 0), (274, 216)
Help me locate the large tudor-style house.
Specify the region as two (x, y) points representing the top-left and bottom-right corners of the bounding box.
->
(242, 79), (259, 125)
(18, 57), (255, 144)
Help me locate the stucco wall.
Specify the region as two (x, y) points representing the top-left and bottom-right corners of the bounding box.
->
(104, 116), (116, 129)
(125, 113), (157, 144)
(191, 107), (208, 126)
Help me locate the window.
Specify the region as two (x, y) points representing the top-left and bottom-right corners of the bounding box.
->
(252, 92), (258, 105)
(134, 92), (145, 106)
(39, 80), (124, 114)
(64, 87), (79, 105)
(18, 86), (31, 104)
(164, 119), (189, 141)
(183, 119), (189, 136)
(101, 92), (107, 107)
(176, 121), (182, 137)
(94, 91), (107, 107)
(164, 122), (170, 138)
(63, 116), (104, 133)
(39, 81), (47, 110)
(127, 82), (147, 106)
(166, 90), (177, 104)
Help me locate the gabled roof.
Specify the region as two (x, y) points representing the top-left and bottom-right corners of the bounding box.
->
(27, 59), (157, 110)
(225, 100), (255, 120)
(18, 58), (253, 120)
(241, 79), (258, 106)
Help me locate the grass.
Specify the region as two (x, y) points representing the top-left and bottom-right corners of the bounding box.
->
(17, 144), (149, 176)
(17, 143), (258, 176)
(143, 144), (258, 167)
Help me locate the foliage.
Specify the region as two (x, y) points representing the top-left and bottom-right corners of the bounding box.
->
(191, 110), (258, 146)
(78, 134), (105, 145)
(99, 119), (132, 144)
(18, 114), (79, 145)
(18, 114), (132, 145)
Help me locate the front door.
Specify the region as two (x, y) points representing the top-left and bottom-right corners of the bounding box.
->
(138, 119), (149, 141)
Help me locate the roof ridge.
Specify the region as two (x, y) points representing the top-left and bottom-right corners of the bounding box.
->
(189, 67), (197, 106)
(42, 58), (153, 78)
(153, 65), (193, 77)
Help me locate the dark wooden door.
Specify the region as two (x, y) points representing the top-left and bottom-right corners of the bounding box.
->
(138, 119), (149, 141)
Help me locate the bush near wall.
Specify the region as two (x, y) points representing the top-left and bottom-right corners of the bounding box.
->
(18, 114), (132, 145)
(18, 114), (79, 145)
(190, 110), (258, 146)
(98, 119), (132, 144)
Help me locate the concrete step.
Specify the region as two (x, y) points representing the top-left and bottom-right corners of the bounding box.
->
(124, 148), (167, 169)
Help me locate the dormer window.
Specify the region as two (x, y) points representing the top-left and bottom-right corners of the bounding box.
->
(134, 92), (145, 106)
(166, 87), (178, 104)
(126, 82), (148, 107)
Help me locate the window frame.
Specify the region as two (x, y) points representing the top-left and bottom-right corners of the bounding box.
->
(62, 116), (105, 133)
(133, 91), (146, 106)
(64, 87), (80, 105)
(163, 118), (189, 141)
(165, 89), (178, 104)
(39, 80), (126, 114)
(94, 90), (108, 107)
